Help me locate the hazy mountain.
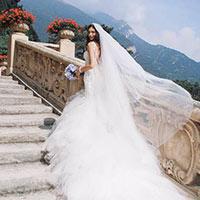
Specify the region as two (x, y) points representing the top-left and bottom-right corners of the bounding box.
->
(20, 0), (99, 41)
(93, 12), (200, 81)
(20, 0), (200, 82)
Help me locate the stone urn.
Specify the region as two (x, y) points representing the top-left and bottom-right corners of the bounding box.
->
(10, 23), (30, 34)
(58, 29), (75, 40)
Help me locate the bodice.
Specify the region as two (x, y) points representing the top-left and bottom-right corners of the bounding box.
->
(83, 49), (100, 65)
(83, 51), (93, 97)
(83, 51), (89, 64)
(83, 50), (100, 98)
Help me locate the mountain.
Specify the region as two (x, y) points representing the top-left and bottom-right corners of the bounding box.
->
(93, 12), (200, 82)
(20, 0), (200, 82)
(20, 0), (99, 41)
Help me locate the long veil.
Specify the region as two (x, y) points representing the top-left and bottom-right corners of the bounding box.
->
(92, 23), (194, 148)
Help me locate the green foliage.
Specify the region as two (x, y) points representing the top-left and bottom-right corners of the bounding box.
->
(72, 25), (87, 59)
(27, 25), (40, 41)
(101, 24), (113, 33)
(174, 80), (200, 101)
(0, 0), (39, 55)
(0, 48), (8, 55)
(0, 0), (18, 12)
(0, 28), (10, 55)
(21, 0), (98, 42)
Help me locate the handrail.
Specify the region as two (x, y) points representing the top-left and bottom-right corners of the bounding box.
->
(16, 39), (85, 66)
(12, 72), (62, 115)
(30, 41), (59, 48)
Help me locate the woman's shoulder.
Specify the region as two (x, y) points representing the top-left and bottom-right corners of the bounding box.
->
(87, 41), (99, 49)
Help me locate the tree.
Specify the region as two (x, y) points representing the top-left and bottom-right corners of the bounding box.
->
(0, 0), (21, 12)
(0, 0), (40, 56)
(101, 24), (113, 34)
(0, 0), (20, 55)
(27, 25), (40, 42)
(174, 79), (200, 101)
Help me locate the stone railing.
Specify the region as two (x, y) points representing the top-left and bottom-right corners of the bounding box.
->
(30, 41), (60, 51)
(159, 100), (200, 196)
(7, 32), (84, 111)
(7, 30), (200, 197)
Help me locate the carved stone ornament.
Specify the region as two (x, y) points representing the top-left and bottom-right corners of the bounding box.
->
(59, 29), (75, 40)
(10, 23), (30, 33)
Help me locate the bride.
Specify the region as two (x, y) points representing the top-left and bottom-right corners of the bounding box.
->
(43, 23), (194, 199)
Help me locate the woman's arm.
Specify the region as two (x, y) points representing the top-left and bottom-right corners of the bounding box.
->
(75, 42), (98, 78)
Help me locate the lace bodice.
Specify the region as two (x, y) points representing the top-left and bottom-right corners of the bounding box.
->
(83, 51), (89, 64)
(83, 47), (100, 98)
(83, 49), (100, 65)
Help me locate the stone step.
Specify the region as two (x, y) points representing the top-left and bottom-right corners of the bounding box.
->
(0, 83), (24, 89)
(0, 88), (33, 95)
(0, 95), (41, 105)
(0, 190), (57, 200)
(0, 76), (12, 80)
(0, 104), (53, 115)
(0, 126), (50, 144)
(0, 143), (43, 164)
(0, 113), (58, 127)
(0, 162), (55, 195)
(0, 79), (18, 84)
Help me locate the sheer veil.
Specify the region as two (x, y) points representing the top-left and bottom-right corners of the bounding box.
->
(92, 22), (194, 148)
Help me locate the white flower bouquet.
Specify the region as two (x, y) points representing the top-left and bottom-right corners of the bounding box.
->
(64, 63), (84, 80)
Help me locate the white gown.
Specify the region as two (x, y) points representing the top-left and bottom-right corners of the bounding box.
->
(44, 48), (193, 200)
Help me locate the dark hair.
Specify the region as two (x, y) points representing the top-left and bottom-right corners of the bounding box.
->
(86, 24), (101, 55)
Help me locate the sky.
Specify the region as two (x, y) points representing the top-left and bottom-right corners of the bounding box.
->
(62, 0), (200, 62)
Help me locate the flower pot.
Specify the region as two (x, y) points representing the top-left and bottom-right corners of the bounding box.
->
(10, 23), (30, 33)
(0, 61), (7, 76)
(0, 61), (7, 67)
(59, 29), (75, 40)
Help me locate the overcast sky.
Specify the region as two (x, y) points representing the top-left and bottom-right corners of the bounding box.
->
(62, 0), (200, 61)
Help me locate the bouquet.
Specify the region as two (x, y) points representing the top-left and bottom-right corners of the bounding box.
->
(64, 64), (84, 80)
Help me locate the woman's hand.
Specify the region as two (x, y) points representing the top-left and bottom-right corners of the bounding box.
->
(75, 68), (81, 79)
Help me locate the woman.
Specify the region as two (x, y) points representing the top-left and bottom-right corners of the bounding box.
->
(44, 23), (194, 199)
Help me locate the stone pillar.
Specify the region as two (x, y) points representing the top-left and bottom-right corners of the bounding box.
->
(7, 32), (28, 75)
(7, 23), (30, 75)
(58, 29), (75, 58)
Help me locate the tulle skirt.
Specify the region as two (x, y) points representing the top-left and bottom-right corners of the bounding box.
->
(43, 89), (193, 200)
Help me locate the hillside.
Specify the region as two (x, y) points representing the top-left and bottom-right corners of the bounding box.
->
(93, 12), (200, 81)
(20, 0), (99, 41)
(20, 0), (200, 82)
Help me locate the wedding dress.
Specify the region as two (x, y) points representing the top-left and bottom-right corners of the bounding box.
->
(43, 23), (194, 199)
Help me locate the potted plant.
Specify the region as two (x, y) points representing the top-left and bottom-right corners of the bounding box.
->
(0, 7), (35, 33)
(47, 18), (82, 40)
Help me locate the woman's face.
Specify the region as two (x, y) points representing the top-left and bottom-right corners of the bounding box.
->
(88, 27), (96, 41)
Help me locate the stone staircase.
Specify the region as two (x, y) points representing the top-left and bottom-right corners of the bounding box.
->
(0, 75), (58, 199)
(0, 75), (198, 200)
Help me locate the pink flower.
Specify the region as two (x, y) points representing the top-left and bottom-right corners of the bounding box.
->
(46, 18), (82, 34)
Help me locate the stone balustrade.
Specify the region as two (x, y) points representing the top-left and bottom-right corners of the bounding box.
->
(159, 100), (200, 196)
(11, 37), (85, 111)
(30, 41), (60, 51)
